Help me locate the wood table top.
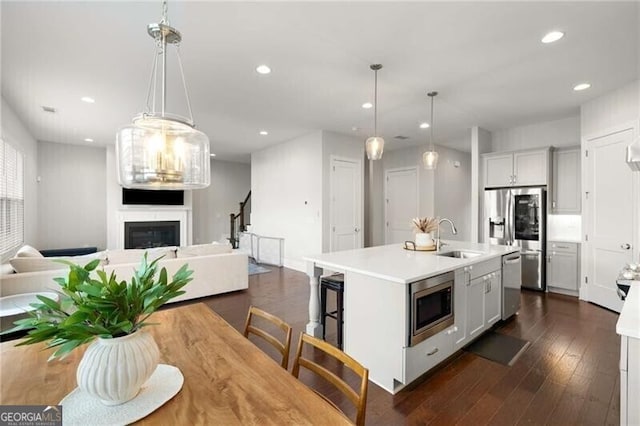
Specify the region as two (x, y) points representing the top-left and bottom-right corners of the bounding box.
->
(0, 303), (352, 425)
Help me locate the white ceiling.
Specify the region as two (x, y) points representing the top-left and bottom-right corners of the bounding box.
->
(2, 1), (638, 162)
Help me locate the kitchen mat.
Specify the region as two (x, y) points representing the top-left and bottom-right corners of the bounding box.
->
(465, 331), (530, 366)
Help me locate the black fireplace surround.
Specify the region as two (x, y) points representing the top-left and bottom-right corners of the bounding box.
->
(125, 221), (180, 249)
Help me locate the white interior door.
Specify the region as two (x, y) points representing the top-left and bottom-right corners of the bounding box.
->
(330, 157), (362, 252)
(385, 167), (418, 244)
(585, 128), (638, 313)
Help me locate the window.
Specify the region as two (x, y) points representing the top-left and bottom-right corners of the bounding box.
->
(0, 139), (24, 256)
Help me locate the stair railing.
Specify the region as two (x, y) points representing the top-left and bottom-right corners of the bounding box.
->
(229, 190), (251, 248)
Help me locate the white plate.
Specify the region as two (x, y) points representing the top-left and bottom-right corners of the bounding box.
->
(61, 364), (184, 426)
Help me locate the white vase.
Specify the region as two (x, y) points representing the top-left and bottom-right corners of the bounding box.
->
(415, 232), (433, 247)
(76, 330), (159, 406)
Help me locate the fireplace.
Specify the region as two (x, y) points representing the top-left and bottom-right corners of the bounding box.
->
(125, 221), (180, 249)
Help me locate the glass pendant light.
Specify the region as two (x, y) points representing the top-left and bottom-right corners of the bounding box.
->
(366, 64), (384, 160)
(116, 0), (210, 190)
(422, 91), (439, 170)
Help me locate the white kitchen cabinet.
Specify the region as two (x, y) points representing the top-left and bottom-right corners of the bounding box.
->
(620, 335), (640, 425)
(547, 241), (579, 295)
(484, 270), (502, 326)
(403, 326), (454, 384)
(482, 148), (550, 188)
(467, 275), (486, 339)
(465, 259), (502, 341)
(483, 153), (514, 188)
(453, 268), (468, 350)
(551, 147), (581, 214)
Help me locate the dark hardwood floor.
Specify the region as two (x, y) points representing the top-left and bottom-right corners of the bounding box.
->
(175, 265), (620, 425)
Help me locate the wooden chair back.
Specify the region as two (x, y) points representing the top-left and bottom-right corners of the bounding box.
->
(243, 306), (292, 369)
(291, 332), (369, 426)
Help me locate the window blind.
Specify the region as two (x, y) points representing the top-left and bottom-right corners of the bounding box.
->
(0, 139), (24, 256)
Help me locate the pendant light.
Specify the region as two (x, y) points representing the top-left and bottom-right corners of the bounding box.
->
(422, 91), (439, 170)
(116, 0), (210, 190)
(365, 64), (384, 160)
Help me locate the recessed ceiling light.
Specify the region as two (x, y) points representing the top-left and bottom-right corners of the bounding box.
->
(419, 122), (430, 129)
(541, 31), (564, 44)
(362, 102), (373, 109)
(256, 65), (271, 74)
(259, 130), (269, 136)
(84, 138), (94, 142)
(351, 126), (360, 131)
(573, 83), (591, 91)
(81, 96), (95, 104)
(210, 153), (216, 157)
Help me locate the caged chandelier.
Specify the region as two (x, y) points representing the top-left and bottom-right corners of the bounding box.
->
(116, 0), (210, 190)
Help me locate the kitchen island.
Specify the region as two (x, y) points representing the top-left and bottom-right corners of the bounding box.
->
(304, 241), (520, 394)
(616, 282), (640, 424)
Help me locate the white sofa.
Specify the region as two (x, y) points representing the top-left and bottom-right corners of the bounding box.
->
(1, 244), (248, 304)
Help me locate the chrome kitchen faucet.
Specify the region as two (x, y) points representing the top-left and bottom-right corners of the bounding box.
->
(436, 218), (458, 251)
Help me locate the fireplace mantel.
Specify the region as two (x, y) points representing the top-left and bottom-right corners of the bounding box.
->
(116, 208), (190, 249)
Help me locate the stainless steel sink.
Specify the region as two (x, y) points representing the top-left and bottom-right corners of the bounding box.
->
(437, 250), (483, 259)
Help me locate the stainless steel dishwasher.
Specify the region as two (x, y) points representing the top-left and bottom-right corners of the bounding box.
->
(502, 253), (522, 320)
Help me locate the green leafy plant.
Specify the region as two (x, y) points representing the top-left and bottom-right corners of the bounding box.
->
(4, 253), (193, 360)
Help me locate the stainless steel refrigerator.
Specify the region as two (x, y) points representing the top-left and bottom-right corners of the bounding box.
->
(484, 187), (546, 291)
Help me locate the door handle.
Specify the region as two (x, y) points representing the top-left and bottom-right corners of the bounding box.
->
(354, 227), (360, 233)
(426, 348), (439, 356)
(621, 243), (631, 250)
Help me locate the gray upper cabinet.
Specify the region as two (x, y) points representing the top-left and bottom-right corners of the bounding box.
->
(483, 148), (550, 188)
(551, 147), (581, 214)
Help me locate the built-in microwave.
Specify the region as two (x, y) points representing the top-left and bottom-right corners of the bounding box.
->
(409, 271), (454, 347)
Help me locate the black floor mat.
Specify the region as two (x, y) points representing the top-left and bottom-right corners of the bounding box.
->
(465, 331), (530, 366)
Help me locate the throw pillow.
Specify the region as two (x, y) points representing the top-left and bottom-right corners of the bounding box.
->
(15, 245), (43, 258)
(176, 243), (232, 258)
(9, 252), (107, 273)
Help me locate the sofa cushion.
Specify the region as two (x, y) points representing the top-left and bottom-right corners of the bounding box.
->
(106, 247), (177, 265)
(15, 245), (43, 258)
(0, 263), (15, 275)
(176, 242), (232, 258)
(9, 251), (107, 273)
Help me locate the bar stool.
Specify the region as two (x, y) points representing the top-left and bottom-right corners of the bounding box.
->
(320, 273), (345, 349)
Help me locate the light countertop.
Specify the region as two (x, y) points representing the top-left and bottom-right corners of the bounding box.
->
(304, 241), (519, 284)
(617, 281), (640, 339)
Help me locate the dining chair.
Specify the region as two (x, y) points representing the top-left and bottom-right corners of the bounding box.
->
(243, 306), (292, 369)
(291, 332), (369, 426)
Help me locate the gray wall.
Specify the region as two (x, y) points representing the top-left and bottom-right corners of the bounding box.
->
(37, 141), (106, 250)
(251, 131), (323, 271)
(491, 116), (580, 152)
(434, 146), (472, 242)
(1, 97), (38, 257)
(192, 159), (251, 244)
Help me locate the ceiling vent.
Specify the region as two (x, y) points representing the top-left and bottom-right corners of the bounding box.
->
(394, 135), (409, 140)
(41, 105), (57, 113)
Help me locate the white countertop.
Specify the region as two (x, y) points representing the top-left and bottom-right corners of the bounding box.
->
(617, 281), (640, 338)
(304, 241), (519, 284)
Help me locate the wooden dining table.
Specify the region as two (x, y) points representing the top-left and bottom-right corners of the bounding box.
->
(0, 303), (352, 425)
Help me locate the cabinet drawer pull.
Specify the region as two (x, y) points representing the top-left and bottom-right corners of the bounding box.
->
(427, 348), (439, 356)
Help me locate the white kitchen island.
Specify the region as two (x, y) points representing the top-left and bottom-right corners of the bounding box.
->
(304, 241), (520, 394)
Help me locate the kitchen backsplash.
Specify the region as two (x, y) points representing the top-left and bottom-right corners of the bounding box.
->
(547, 214), (582, 242)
